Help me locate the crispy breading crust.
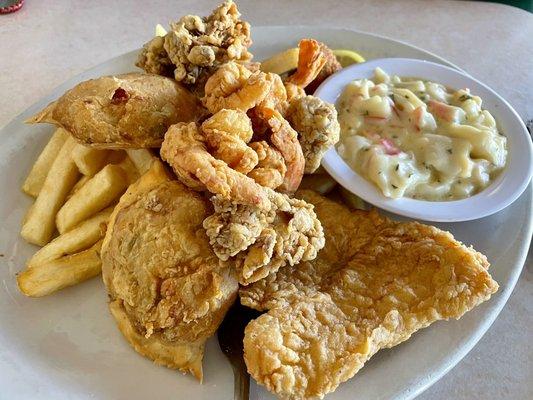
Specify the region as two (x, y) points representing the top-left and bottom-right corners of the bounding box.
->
(203, 188), (325, 286)
(286, 96), (340, 174)
(102, 161), (238, 381)
(242, 191), (497, 399)
(136, 1), (252, 86)
(28, 73), (202, 149)
(109, 299), (205, 379)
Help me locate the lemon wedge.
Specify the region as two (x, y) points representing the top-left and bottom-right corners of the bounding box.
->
(260, 48), (299, 75)
(155, 24), (167, 37)
(333, 49), (365, 67)
(260, 47), (365, 75)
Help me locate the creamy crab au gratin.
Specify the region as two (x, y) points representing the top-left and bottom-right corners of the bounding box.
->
(336, 68), (507, 201)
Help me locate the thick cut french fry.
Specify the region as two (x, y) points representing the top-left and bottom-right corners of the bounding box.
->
(56, 164), (127, 233)
(21, 138), (79, 246)
(17, 241), (103, 297)
(106, 150), (127, 164)
(28, 207), (112, 267)
(66, 175), (92, 200)
(22, 128), (70, 197)
(126, 149), (155, 174)
(116, 156), (140, 184)
(72, 144), (109, 176)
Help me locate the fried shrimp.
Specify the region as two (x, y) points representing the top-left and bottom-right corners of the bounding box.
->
(202, 39), (329, 117)
(260, 73), (289, 112)
(248, 141), (286, 189)
(160, 122), (269, 207)
(202, 62), (272, 114)
(305, 42), (342, 93)
(281, 38), (339, 105)
(255, 107), (305, 193)
(203, 61), (291, 115)
(284, 82), (306, 104)
(201, 109), (258, 174)
(286, 39), (327, 89)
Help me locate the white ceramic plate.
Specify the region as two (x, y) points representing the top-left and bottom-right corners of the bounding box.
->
(0, 27), (531, 400)
(316, 58), (533, 222)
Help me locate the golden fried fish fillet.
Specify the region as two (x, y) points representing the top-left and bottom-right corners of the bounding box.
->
(101, 161), (238, 380)
(28, 73), (203, 149)
(241, 191), (498, 399)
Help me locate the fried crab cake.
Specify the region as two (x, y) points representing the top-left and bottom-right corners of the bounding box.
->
(28, 73), (203, 149)
(101, 161), (238, 380)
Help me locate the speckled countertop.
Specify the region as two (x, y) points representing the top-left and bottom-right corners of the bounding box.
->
(0, 0), (531, 399)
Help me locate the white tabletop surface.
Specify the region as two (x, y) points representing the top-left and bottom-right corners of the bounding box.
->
(1, 0), (531, 398)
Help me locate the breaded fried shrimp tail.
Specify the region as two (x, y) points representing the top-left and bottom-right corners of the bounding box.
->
(161, 122), (270, 208)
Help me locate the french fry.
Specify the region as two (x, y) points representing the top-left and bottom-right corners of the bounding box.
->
(66, 175), (92, 200)
(56, 164), (128, 233)
(28, 207), (112, 267)
(17, 241), (103, 297)
(72, 144), (109, 176)
(22, 128), (70, 197)
(126, 149), (155, 174)
(116, 156), (141, 184)
(21, 138), (79, 246)
(106, 150), (127, 164)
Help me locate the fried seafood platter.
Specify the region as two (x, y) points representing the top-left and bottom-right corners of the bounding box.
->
(15, 1), (499, 399)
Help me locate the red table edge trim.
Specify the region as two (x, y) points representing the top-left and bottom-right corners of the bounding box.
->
(0, 0), (24, 15)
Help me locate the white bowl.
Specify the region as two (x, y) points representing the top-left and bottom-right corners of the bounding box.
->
(315, 58), (533, 222)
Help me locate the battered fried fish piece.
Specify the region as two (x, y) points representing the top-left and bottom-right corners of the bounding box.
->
(28, 73), (202, 149)
(101, 161), (238, 380)
(286, 96), (340, 174)
(241, 191), (498, 399)
(203, 189), (325, 285)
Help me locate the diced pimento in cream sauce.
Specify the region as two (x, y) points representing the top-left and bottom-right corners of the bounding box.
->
(336, 67), (507, 201)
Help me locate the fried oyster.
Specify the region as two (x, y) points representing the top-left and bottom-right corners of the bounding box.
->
(286, 95), (340, 174)
(137, 0), (252, 86)
(101, 162), (238, 380)
(241, 191), (498, 399)
(203, 188), (325, 285)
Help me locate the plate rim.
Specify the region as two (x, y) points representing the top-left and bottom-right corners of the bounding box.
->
(0, 25), (531, 400)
